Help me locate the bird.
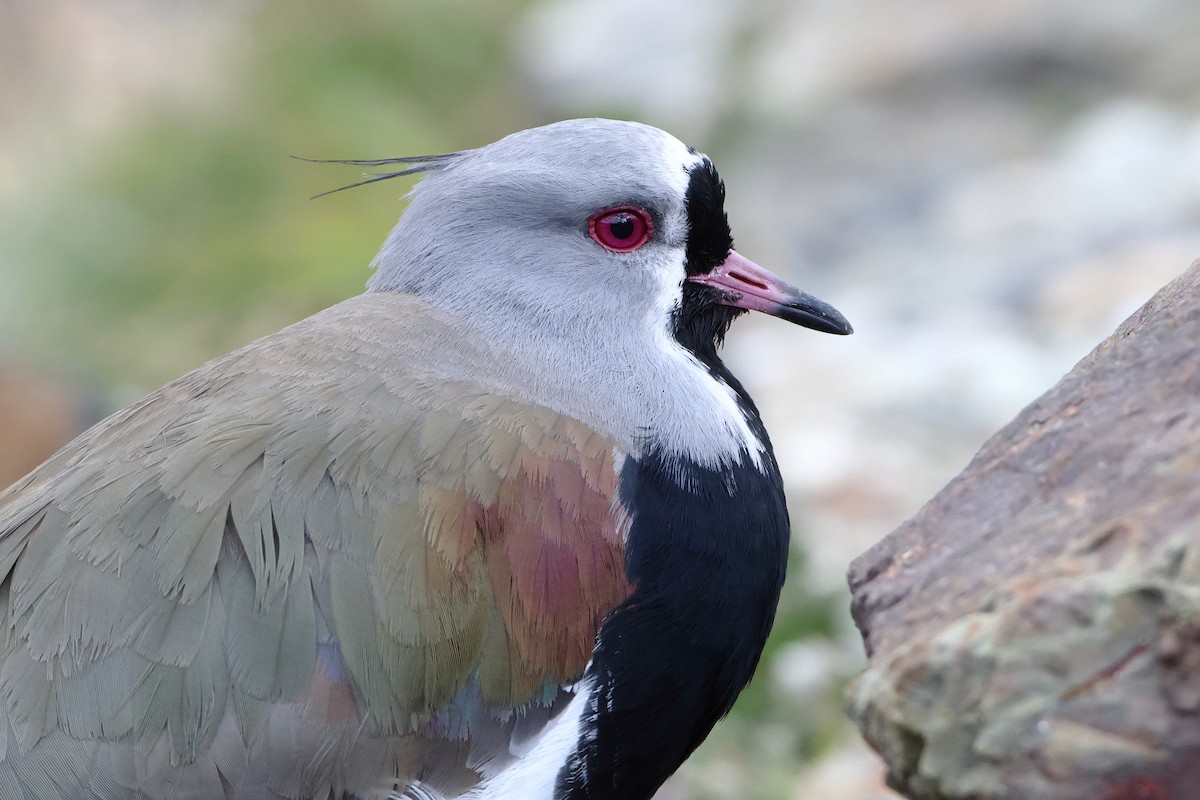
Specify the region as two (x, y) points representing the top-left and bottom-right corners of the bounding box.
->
(0, 118), (851, 800)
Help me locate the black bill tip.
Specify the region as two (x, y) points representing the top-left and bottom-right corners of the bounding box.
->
(778, 294), (854, 335)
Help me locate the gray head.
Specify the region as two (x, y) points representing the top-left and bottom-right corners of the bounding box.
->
(357, 119), (850, 464)
(367, 118), (850, 359)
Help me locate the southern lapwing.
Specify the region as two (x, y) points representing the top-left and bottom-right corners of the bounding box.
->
(0, 118), (851, 799)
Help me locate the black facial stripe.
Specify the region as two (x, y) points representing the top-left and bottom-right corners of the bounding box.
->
(682, 158), (733, 277)
(673, 157), (740, 360)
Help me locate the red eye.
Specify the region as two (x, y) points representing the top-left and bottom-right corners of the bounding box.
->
(588, 206), (653, 252)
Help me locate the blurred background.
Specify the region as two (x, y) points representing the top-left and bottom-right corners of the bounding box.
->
(3, 1), (1200, 797)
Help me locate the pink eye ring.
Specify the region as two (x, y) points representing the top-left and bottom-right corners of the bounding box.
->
(588, 206), (653, 252)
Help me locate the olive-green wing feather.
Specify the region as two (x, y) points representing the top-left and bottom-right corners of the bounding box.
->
(0, 294), (630, 799)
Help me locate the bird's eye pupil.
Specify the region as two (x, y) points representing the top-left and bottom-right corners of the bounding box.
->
(608, 216), (634, 240)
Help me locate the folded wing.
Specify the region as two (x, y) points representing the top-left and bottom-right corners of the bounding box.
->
(0, 295), (630, 799)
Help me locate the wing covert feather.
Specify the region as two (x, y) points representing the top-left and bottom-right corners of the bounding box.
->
(0, 294), (632, 797)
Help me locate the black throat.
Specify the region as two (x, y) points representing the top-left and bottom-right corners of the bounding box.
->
(671, 155), (761, 451)
(555, 157), (791, 800)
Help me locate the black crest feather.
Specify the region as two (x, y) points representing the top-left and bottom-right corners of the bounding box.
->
(296, 152), (464, 199)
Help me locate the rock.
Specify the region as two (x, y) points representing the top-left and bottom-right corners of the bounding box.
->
(847, 261), (1200, 800)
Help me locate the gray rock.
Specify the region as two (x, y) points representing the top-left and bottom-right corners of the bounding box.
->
(848, 262), (1200, 799)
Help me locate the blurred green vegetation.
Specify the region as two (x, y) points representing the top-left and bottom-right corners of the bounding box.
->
(11, 0), (542, 390)
(3, 2), (854, 797)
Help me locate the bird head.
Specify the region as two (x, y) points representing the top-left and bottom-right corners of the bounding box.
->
(360, 119), (851, 356)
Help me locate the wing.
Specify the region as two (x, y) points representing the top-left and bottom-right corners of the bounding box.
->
(0, 295), (631, 799)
